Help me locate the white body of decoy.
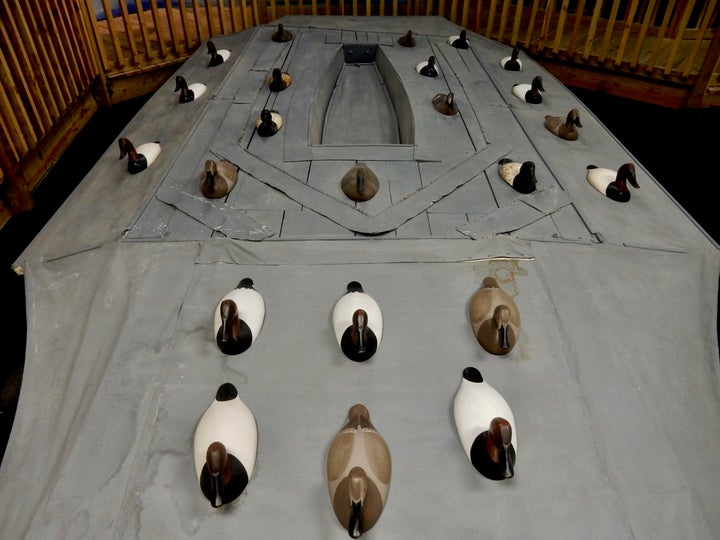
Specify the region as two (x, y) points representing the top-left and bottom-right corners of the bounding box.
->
(174, 75), (207, 103)
(453, 366), (516, 480)
(327, 404), (391, 538)
(213, 278), (265, 355)
(194, 382), (257, 508)
(512, 75), (544, 104)
(586, 163), (639, 203)
(207, 40), (231, 66)
(332, 281), (383, 362)
(118, 137), (161, 174)
(497, 158), (537, 195)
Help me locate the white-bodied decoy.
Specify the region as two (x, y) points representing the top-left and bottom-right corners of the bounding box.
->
(174, 75), (207, 103)
(207, 40), (230, 66)
(332, 281), (382, 362)
(469, 276), (521, 354)
(194, 382), (257, 508)
(448, 29), (469, 49)
(118, 137), (161, 174)
(544, 109), (582, 141)
(200, 159), (239, 199)
(327, 404), (391, 538)
(213, 278), (265, 355)
(416, 55), (439, 77)
(255, 109), (283, 137)
(453, 367), (516, 480)
(586, 163), (639, 202)
(512, 75), (544, 104)
(497, 158), (537, 194)
(500, 46), (522, 71)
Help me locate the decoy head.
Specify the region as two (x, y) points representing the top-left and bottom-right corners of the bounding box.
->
(566, 109), (582, 128)
(217, 299), (253, 354)
(202, 159), (218, 193)
(174, 75), (187, 92)
(351, 309), (369, 354)
(428, 55), (436, 67)
(347, 466), (369, 538)
(487, 418), (514, 479)
(272, 68), (282, 82)
(118, 137), (134, 159)
(618, 163), (639, 189)
(460, 29), (467, 42)
(510, 46), (519, 61)
(493, 305), (512, 349)
(207, 40), (217, 54)
(532, 75), (544, 92)
(206, 441), (230, 508)
(260, 109), (272, 124)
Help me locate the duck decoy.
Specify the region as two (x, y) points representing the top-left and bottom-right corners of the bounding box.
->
(341, 163), (379, 202)
(497, 158), (537, 194)
(255, 109), (283, 137)
(500, 46), (522, 71)
(332, 281), (382, 362)
(398, 30), (416, 47)
(512, 75), (544, 104)
(416, 55), (438, 77)
(586, 163), (639, 202)
(271, 23), (293, 42)
(200, 159), (239, 199)
(432, 92), (458, 115)
(453, 367), (516, 480)
(544, 109), (582, 141)
(194, 382), (257, 508)
(447, 29), (469, 49)
(469, 276), (521, 354)
(118, 137), (161, 174)
(327, 404), (391, 538)
(207, 40), (230, 66)
(268, 68), (292, 92)
(174, 75), (207, 103)
(213, 278), (265, 355)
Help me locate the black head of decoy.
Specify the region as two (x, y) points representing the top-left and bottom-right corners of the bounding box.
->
(272, 23), (293, 42)
(398, 30), (416, 47)
(174, 75), (194, 103)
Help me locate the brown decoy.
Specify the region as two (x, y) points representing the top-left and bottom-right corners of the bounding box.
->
(544, 109), (583, 141)
(271, 23), (293, 42)
(432, 92), (458, 115)
(398, 30), (416, 47)
(200, 159), (239, 199)
(469, 276), (521, 354)
(341, 163), (379, 202)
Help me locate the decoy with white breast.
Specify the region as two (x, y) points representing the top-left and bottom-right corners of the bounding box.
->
(544, 108), (582, 141)
(416, 55), (439, 77)
(448, 29), (469, 49)
(432, 92), (458, 115)
(268, 68), (292, 92)
(453, 367), (516, 480)
(327, 404), (391, 538)
(398, 30), (416, 47)
(271, 23), (293, 42)
(497, 158), (537, 194)
(118, 137), (161, 174)
(332, 281), (382, 362)
(174, 75), (207, 103)
(469, 276), (521, 354)
(194, 382), (257, 508)
(586, 163), (638, 202)
(500, 46), (522, 71)
(200, 159), (239, 199)
(207, 40), (230, 66)
(255, 109), (283, 137)
(341, 163), (379, 202)
(512, 75), (544, 104)
(213, 278), (265, 355)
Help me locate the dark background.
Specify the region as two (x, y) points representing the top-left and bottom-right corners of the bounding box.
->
(1, 89), (718, 463)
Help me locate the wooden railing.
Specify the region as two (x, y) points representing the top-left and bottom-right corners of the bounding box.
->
(1, 0), (719, 226)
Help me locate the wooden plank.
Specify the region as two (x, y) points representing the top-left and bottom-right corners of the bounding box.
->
(599, 0), (622, 60)
(615, 0), (640, 66)
(552, 0), (570, 53)
(630, 0), (657, 68)
(683, 0), (718, 78)
(664, 0), (695, 75)
(523, 0), (542, 48)
(537, 0), (554, 51)
(510, 0), (523, 45)
(567, 0), (587, 53)
(484, 0), (497, 37)
(582, 0), (603, 59)
(647, 0), (676, 72)
(497, 0), (510, 42)
(148, 0), (168, 58)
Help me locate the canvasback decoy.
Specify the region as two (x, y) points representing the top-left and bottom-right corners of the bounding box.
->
(497, 158), (537, 194)
(118, 137), (161, 174)
(332, 281), (382, 362)
(341, 163), (379, 202)
(453, 367), (516, 480)
(448, 29), (469, 49)
(174, 75), (207, 103)
(213, 278), (265, 355)
(271, 23), (293, 42)
(586, 163), (639, 202)
(327, 404), (391, 538)
(544, 109), (582, 141)
(500, 46), (522, 71)
(398, 30), (416, 47)
(207, 40), (230, 66)
(512, 75), (544, 104)
(200, 159), (239, 199)
(416, 55), (438, 77)
(268, 68), (292, 92)
(194, 382), (257, 508)
(432, 92), (458, 115)
(255, 109), (283, 137)
(469, 276), (521, 354)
